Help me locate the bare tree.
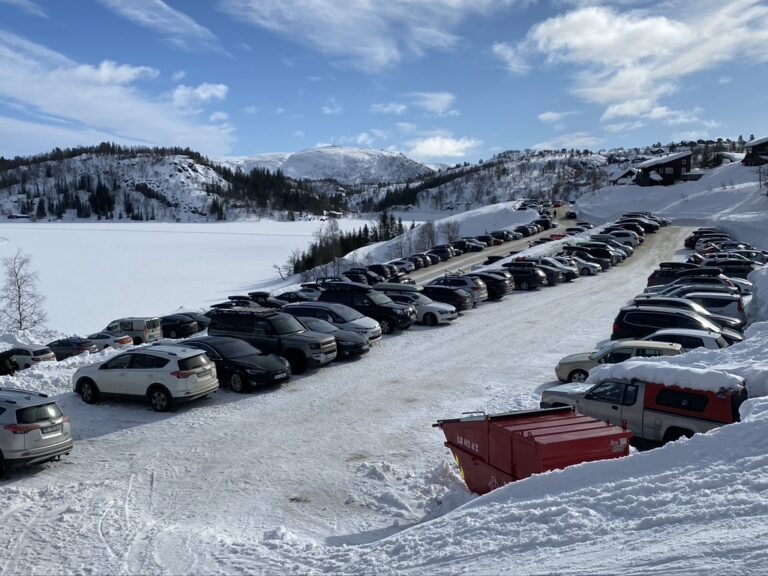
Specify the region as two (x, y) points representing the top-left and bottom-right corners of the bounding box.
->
(0, 250), (47, 330)
(438, 220), (461, 243)
(417, 220), (437, 251)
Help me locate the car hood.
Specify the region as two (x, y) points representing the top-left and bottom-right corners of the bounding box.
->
(231, 354), (289, 372)
(543, 382), (592, 398)
(557, 352), (595, 365)
(344, 317), (379, 331)
(333, 330), (368, 345)
(424, 302), (456, 313)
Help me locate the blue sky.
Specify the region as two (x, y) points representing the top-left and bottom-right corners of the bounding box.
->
(1, 0), (767, 163)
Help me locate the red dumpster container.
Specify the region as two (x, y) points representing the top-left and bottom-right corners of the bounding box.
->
(434, 406), (632, 495)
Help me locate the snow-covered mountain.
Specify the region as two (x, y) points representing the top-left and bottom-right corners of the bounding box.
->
(0, 151), (230, 222)
(220, 146), (434, 184)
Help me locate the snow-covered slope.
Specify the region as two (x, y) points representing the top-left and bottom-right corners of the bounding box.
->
(221, 146), (434, 185)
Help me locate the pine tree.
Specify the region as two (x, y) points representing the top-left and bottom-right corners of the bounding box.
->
(35, 199), (46, 219)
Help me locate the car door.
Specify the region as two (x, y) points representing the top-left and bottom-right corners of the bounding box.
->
(97, 354), (132, 394)
(601, 348), (634, 364)
(125, 353), (168, 397)
(578, 380), (629, 427)
(248, 318), (278, 354)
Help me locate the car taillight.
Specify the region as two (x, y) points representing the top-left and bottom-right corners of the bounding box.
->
(4, 423), (41, 434)
(32, 357), (41, 362)
(612, 322), (620, 334)
(171, 370), (194, 378)
(738, 300), (744, 312)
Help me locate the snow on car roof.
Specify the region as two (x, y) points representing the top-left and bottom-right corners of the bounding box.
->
(587, 360), (745, 392)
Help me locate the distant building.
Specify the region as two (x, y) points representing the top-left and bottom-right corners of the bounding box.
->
(634, 151), (693, 186)
(742, 136), (768, 166)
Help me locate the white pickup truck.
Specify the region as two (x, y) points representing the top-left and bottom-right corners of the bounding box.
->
(541, 377), (747, 443)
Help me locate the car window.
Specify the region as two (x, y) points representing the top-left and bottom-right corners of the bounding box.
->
(103, 354), (132, 369)
(655, 389), (709, 412)
(635, 348), (665, 357)
(119, 321), (134, 331)
(189, 342), (220, 360)
(178, 354), (208, 371)
(130, 354), (170, 369)
(34, 348), (53, 356)
(603, 349), (633, 364)
(586, 381), (624, 403)
(16, 402), (62, 424)
(291, 306), (312, 317)
(622, 384), (639, 406)
(251, 319), (272, 335)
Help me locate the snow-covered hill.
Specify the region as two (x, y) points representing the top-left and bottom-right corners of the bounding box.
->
(220, 146), (434, 185)
(0, 152), (229, 222)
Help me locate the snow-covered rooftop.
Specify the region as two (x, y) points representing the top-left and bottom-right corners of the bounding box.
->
(745, 136), (768, 148)
(635, 151), (693, 169)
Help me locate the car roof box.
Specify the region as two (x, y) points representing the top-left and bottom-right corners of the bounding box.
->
(372, 282), (422, 292)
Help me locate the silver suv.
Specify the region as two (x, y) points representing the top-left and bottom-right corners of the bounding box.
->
(72, 345), (219, 411)
(0, 387), (73, 475)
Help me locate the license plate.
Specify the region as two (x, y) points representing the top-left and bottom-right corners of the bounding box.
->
(274, 372), (287, 379)
(42, 423), (62, 434)
(197, 369), (210, 379)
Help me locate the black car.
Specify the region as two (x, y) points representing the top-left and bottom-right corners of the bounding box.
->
(341, 271), (369, 284)
(296, 317), (370, 359)
(483, 255), (505, 266)
(347, 268), (385, 284)
(160, 314), (200, 339)
(427, 247), (452, 261)
(317, 282), (416, 334)
(500, 262), (547, 290)
(561, 246), (612, 270)
(182, 336), (291, 392)
(610, 306), (743, 344)
(247, 291), (285, 308)
(465, 272), (514, 300)
(367, 264), (393, 280)
(46, 337), (99, 360)
(180, 311), (212, 330)
(0, 350), (18, 376)
(420, 285), (473, 311)
(273, 291), (315, 304)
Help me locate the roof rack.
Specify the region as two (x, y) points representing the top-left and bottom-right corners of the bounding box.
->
(0, 386), (48, 398)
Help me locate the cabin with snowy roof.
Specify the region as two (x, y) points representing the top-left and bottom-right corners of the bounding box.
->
(742, 136), (768, 166)
(634, 151), (693, 186)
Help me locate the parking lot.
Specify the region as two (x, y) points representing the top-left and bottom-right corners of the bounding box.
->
(0, 225), (695, 574)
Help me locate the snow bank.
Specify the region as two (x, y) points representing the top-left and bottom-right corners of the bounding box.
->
(586, 360), (744, 392)
(747, 266), (768, 324)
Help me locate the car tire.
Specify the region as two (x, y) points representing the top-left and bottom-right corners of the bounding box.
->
(379, 318), (394, 334)
(133, 337), (143, 345)
(568, 370), (589, 383)
(229, 372), (249, 393)
(169, 330), (178, 339)
(519, 281), (529, 291)
(423, 313), (437, 327)
(0, 450), (6, 477)
(581, 267), (590, 276)
(285, 351), (308, 375)
(148, 386), (172, 412)
(78, 379), (100, 404)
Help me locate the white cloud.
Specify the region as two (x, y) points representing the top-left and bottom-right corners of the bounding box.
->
(209, 111), (229, 122)
(371, 101), (407, 115)
(69, 61), (159, 84)
(0, 0), (46, 18)
(492, 41), (529, 74)
(171, 70), (186, 81)
(409, 91), (458, 116)
(507, 1), (768, 130)
(718, 76), (732, 84)
(0, 31), (233, 156)
(218, 0), (519, 71)
(97, 0), (219, 50)
(172, 83), (228, 108)
(407, 134), (481, 160)
(292, 130), (305, 138)
(671, 129), (711, 142)
(244, 105), (257, 114)
(321, 97), (343, 115)
(396, 122), (417, 133)
(370, 128), (388, 140)
(602, 120), (644, 133)
(538, 110), (577, 123)
(533, 132), (603, 150)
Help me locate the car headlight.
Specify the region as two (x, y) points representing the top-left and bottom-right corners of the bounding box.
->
(246, 368), (265, 375)
(438, 309), (451, 315)
(309, 343), (320, 350)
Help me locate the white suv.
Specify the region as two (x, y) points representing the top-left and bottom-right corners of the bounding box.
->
(73, 345), (218, 412)
(0, 388), (73, 475)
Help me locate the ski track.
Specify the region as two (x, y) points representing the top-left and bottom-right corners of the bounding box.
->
(0, 226), (704, 574)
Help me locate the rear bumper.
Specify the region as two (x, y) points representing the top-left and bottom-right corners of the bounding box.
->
(309, 350), (337, 367)
(6, 437), (74, 468)
(176, 380), (219, 403)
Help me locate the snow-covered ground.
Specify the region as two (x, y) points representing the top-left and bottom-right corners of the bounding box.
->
(1, 188), (768, 574)
(0, 219), (372, 335)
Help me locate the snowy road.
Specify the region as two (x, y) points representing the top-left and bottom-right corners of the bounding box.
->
(1, 226), (692, 574)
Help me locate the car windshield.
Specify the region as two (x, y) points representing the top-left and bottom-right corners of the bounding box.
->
(368, 292), (393, 305)
(332, 306), (363, 322)
(272, 315), (306, 334)
(216, 339), (261, 357)
(589, 343), (615, 360)
(410, 293), (433, 305)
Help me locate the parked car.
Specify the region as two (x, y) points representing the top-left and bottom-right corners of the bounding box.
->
(246, 292), (285, 308)
(317, 282), (416, 335)
(46, 337), (99, 361)
(644, 275), (741, 296)
(610, 306), (743, 344)
(103, 317), (162, 345)
(273, 290), (317, 304)
(182, 336), (290, 391)
(160, 314), (200, 339)
(7, 344), (56, 369)
(178, 311), (212, 330)
(387, 259), (416, 273)
(84, 332), (132, 351)
(0, 350), (19, 376)
(464, 271), (515, 300)
(281, 301), (382, 341)
(500, 262), (547, 290)
(555, 340), (682, 383)
(207, 308), (337, 374)
(429, 275), (489, 306)
(377, 288), (458, 325)
(640, 328), (730, 352)
(541, 376), (747, 444)
(682, 292), (747, 324)
(562, 255), (601, 276)
(606, 229), (641, 247)
(0, 388), (73, 475)
(628, 296), (744, 332)
(73, 345), (219, 411)
(421, 285), (474, 311)
(483, 255), (505, 266)
(296, 317), (370, 359)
